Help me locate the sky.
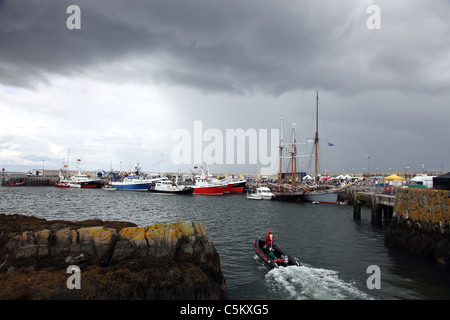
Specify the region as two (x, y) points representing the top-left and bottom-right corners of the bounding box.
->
(1, 0), (449, 176)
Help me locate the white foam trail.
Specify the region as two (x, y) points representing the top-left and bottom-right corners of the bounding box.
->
(265, 265), (374, 300)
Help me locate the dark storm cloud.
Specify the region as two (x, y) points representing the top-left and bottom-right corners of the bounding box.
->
(0, 0), (440, 94)
(1, 0), (449, 172)
(0, 0), (163, 87)
(1, 0), (449, 96)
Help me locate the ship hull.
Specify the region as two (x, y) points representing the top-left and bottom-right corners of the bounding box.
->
(304, 190), (338, 204)
(192, 185), (228, 195)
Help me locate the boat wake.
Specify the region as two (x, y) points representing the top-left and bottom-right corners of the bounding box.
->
(265, 264), (374, 300)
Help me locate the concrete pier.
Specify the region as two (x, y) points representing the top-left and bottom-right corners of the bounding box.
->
(353, 192), (395, 225)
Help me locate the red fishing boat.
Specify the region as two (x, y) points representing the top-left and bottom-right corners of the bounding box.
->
(191, 165), (231, 195)
(6, 181), (25, 186)
(55, 182), (70, 188)
(192, 177), (229, 195)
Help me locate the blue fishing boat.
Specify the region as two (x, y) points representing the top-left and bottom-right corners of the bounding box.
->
(110, 163), (166, 191)
(110, 176), (153, 191)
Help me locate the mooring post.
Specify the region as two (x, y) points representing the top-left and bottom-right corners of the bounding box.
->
(353, 194), (361, 220)
(371, 198), (383, 225)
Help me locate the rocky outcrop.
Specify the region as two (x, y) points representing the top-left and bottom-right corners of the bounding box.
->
(385, 188), (450, 266)
(0, 214), (227, 299)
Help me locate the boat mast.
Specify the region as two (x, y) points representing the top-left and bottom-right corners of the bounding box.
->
(294, 133), (297, 189)
(314, 91), (319, 186)
(279, 117), (284, 191)
(291, 123), (297, 191)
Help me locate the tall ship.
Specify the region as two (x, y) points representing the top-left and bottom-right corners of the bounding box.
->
(303, 92), (339, 204)
(272, 120), (306, 202)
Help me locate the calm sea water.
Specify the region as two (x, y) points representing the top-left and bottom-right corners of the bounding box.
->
(1, 186), (449, 300)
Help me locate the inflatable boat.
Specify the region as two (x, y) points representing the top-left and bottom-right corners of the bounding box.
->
(253, 237), (300, 269)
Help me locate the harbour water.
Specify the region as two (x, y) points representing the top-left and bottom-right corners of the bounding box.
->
(1, 186), (449, 300)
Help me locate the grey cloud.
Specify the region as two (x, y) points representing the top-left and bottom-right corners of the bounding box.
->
(1, 0), (450, 173)
(1, 0), (448, 95)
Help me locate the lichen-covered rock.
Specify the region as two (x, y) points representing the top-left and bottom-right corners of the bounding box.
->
(0, 214), (227, 300)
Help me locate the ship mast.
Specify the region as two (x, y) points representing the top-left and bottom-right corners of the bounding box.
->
(279, 117), (284, 190)
(314, 91), (319, 186)
(290, 123), (297, 191)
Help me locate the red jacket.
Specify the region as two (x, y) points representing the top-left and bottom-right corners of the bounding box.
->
(265, 233), (274, 244)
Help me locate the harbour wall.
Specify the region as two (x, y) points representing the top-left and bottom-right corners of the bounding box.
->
(1, 176), (109, 187)
(385, 188), (450, 266)
(2, 176), (59, 186)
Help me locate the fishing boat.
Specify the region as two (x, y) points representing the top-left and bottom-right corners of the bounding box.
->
(149, 180), (194, 194)
(57, 159), (102, 189)
(192, 178), (229, 195)
(110, 164), (166, 191)
(304, 92), (339, 204)
(253, 237), (300, 269)
(102, 185), (117, 191)
(55, 181), (70, 188)
(6, 181), (25, 186)
(110, 176), (153, 191)
(190, 164), (229, 195)
(67, 172), (101, 188)
(247, 186), (275, 200)
(54, 150), (72, 188)
(228, 179), (247, 194)
(209, 178), (233, 194)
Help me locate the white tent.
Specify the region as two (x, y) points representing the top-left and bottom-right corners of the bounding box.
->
(411, 174), (435, 188)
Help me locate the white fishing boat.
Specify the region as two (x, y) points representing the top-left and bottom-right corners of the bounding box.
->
(149, 179), (194, 194)
(67, 172), (101, 188)
(102, 185), (117, 191)
(247, 187), (275, 200)
(66, 159), (101, 188)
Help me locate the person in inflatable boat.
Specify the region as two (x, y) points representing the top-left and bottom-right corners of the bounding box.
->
(265, 230), (274, 249)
